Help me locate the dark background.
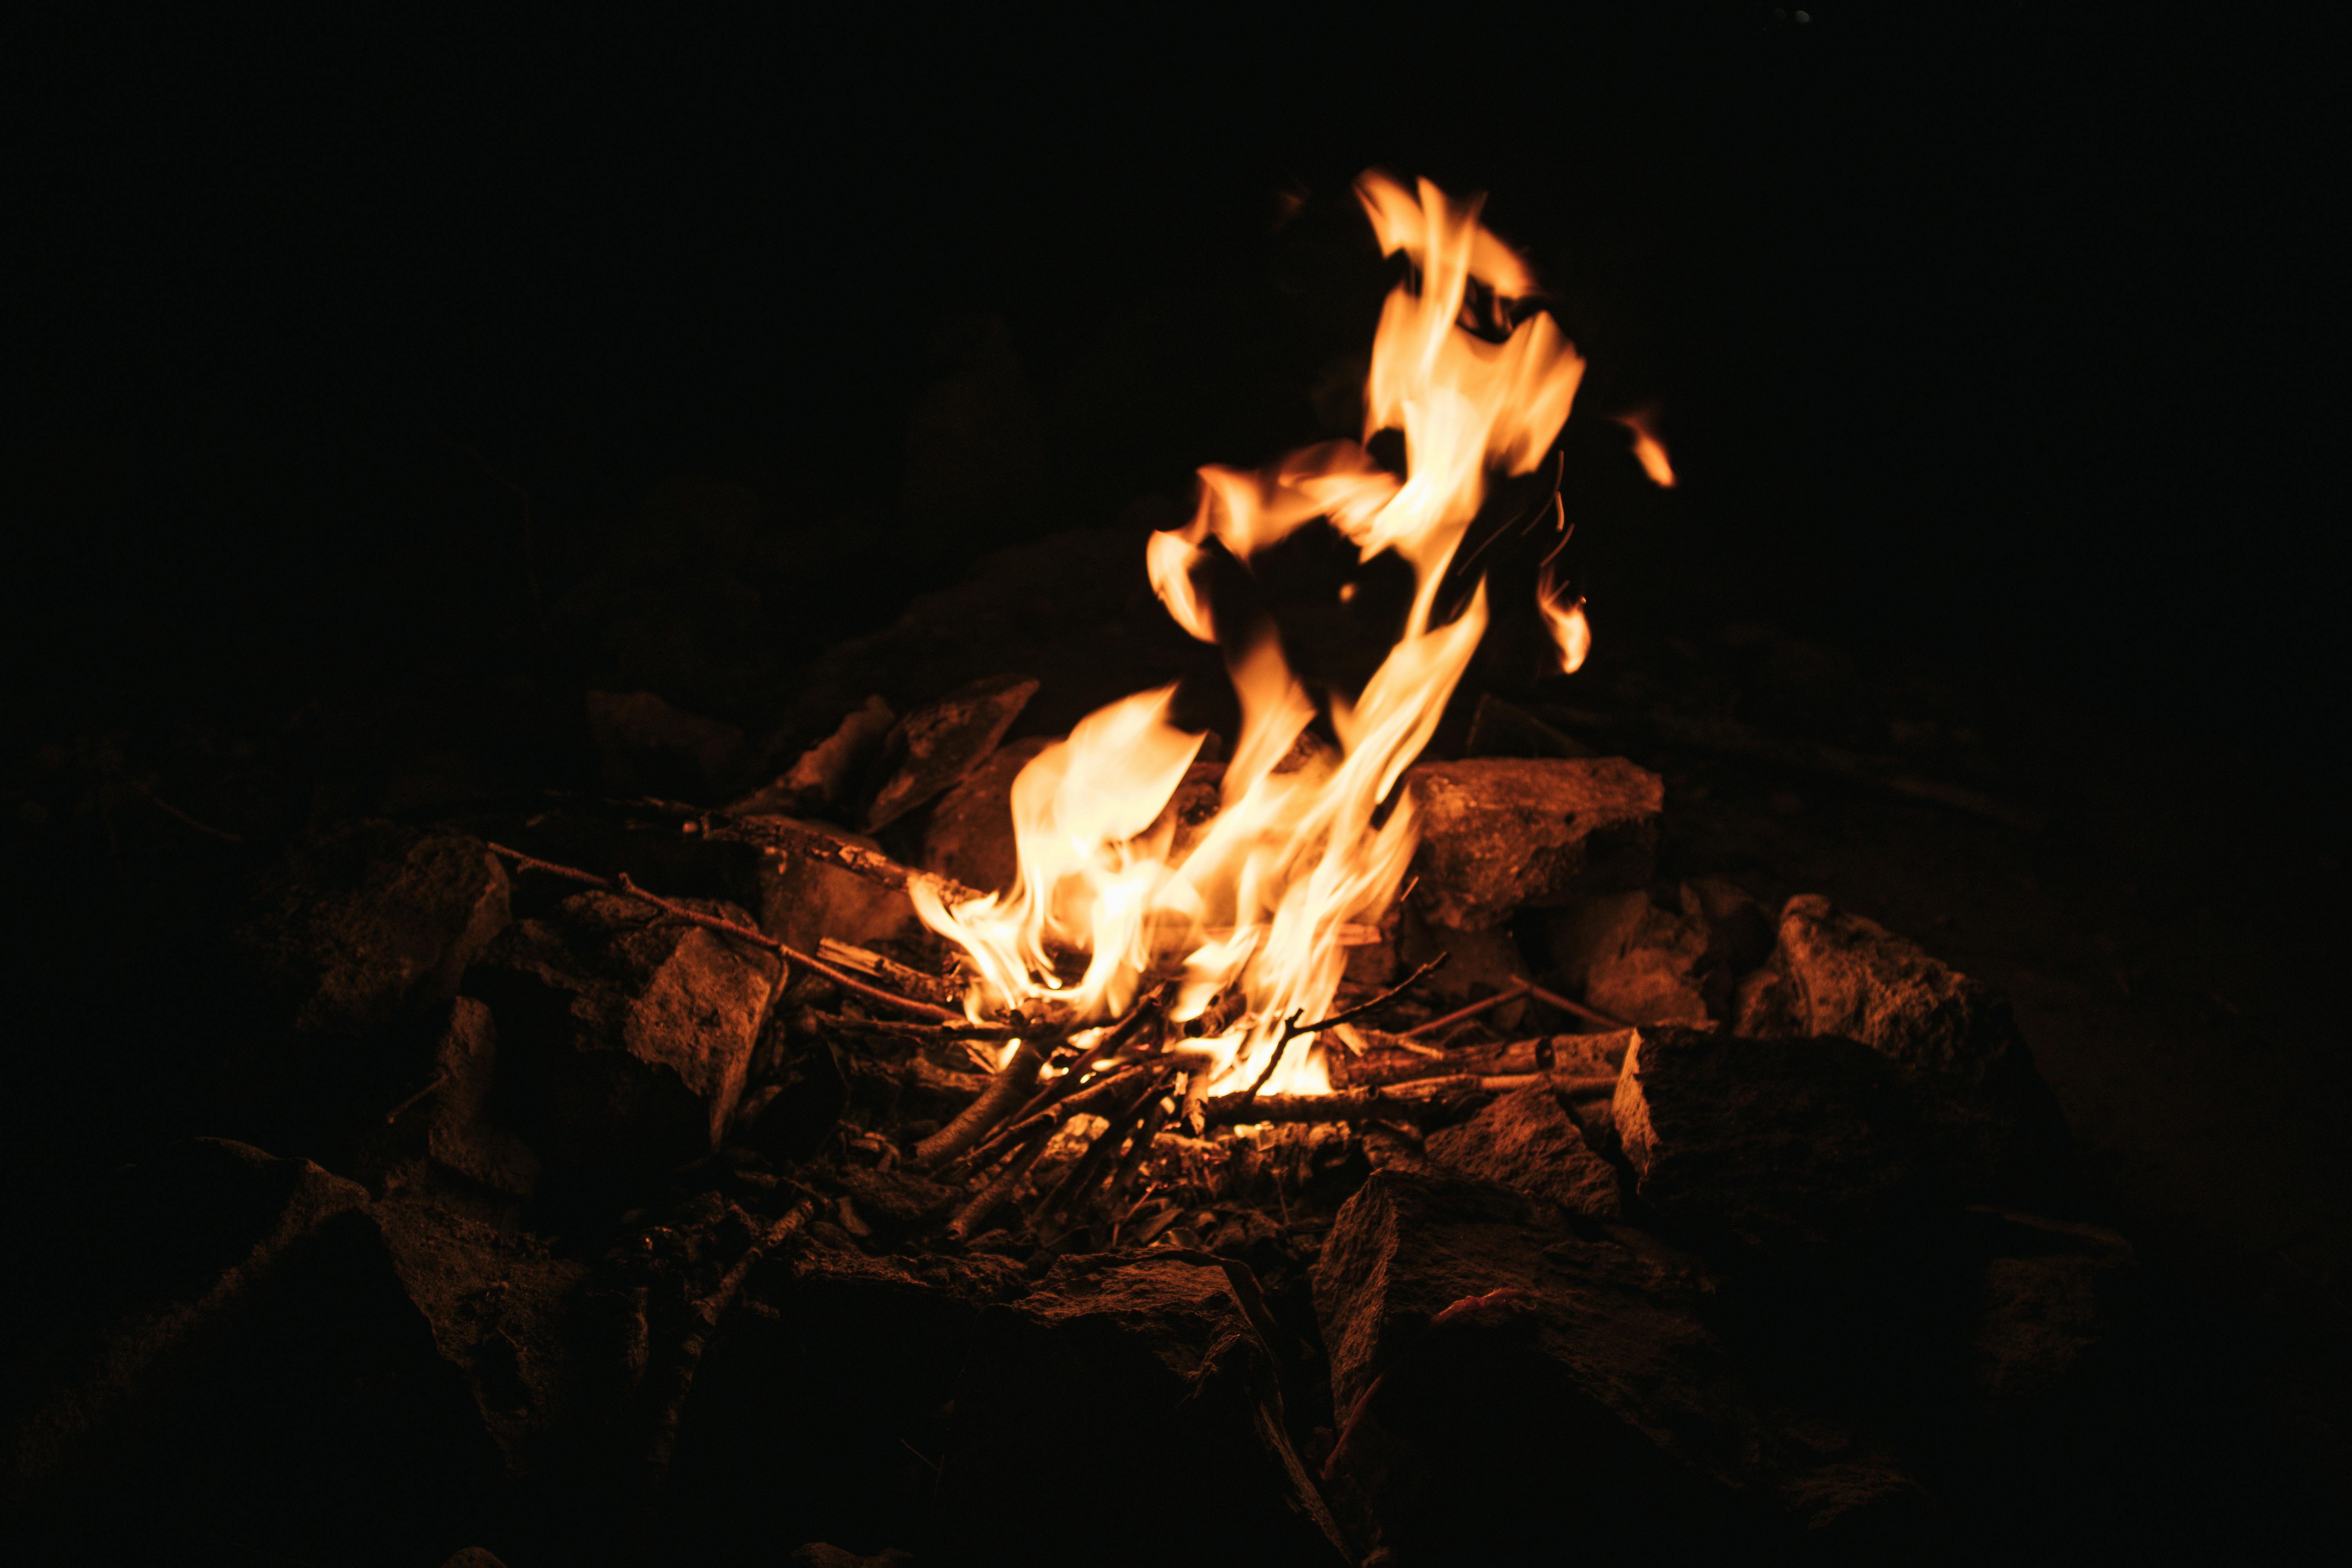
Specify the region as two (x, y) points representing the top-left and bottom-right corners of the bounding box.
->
(3, 5), (2341, 751)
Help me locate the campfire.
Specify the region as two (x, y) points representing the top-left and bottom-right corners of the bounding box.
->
(11, 170), (2121, 1568)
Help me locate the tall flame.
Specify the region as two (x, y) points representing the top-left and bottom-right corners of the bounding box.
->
(913, 174), (1586, 1094)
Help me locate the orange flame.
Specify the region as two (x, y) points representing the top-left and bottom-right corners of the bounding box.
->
(913, 173), (1584, 1094)
(1617, 408), (1675, 487)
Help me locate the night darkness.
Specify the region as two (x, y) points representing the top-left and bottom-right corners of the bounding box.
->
(4, 7), (2348, 1566)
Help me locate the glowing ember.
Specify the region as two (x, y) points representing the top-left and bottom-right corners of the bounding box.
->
(911, 173), (1586, 1094)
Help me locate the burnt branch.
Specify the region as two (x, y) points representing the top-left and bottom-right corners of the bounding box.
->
(486, 842), (965, 1023)
(915, 1040), (1046, 1168)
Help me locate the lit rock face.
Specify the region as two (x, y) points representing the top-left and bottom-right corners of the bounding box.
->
(235, 819), (511, 1043)
(941, 1250), (1350, 1567)
(1735, 895), (2070, 1200)
(1313, 1171), (1925, 1559)
(1404, 757), (1664, 930)
(466, 890), (779, 1181)
(1612, 1027), (1933, 1257)
(1422, 1083), (1624, 1221)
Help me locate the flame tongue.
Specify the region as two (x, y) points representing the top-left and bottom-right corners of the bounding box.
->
(915, 173), (1587, 1095)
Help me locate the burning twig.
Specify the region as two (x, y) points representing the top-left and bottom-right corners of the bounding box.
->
(942, 1059), (1162, 1183)
(915, 1040), (1045, 1168)
(485, 842), (964, 1023)
(1235, 954), (1453, 1104)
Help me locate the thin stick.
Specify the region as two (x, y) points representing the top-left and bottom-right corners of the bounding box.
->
(486, 842), (964, 1022)
(947, 1129), (1050, 1242)
(1287, 955), (1450, 1040)
(916, 1041), (1045, 1168)
(1237, 953), (1453, 1106)
(1400, 978), (1532, 1039)
(1202, 1082), (1475, 1126)
(1526, 983), (1632, 1032)
(645, 1197), (816, 1480)
(382, 1070), (450, 1125)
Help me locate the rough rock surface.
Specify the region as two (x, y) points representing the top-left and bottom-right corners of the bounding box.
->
(465, 890), (780, 1180)
(1546, 877), (1775, 1028)
(234, 819), (511, 1044)
(666, 1241), (1028, 1563)
(1613, 1027), (1933, 1256)
(370, 1189), (594, 1478)
(1423, 1083), (1623, 1220)
(865, 673), (1040, 831)
(361, 998), (542, 1200)
(1967, 1210), (2136, 1421)
(731, 695), (897, 817)
(1398, 910), (1531, 1028)
(1739, 895), (2069, 1198)
(942, 1250), (1350, 1566)
(1404, 756), (1664, 928)
(2, 1140), (493, 1564)
(733, 816), (931, 956)
(1314, 1172), (1922, 1560)
(918, 733), (1054, 895)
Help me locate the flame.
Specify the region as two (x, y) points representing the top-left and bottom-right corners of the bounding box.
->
(914, 173), (1584, 1095)
(1617, 408), (1675, 488)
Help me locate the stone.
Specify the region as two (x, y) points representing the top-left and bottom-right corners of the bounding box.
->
(360, 998), (542, 1200)
(1404, 756), (1663, 929)
(464, 890), (780, 1181)
(1966, 1210), (2136, 1422)
(1424, 1083), (1623, 1219)
(235, 819), (510, 1045)
(438, 1551), (508, 1568)
(1314, 1172), (1923, 1559)
(369, 1189), (594, 1479)
(666, 1242), (1027, 1563)
(584, 688), (745, 799)
(919, 734), (1054, 895)
(1397, 910), (1530, 1029)
(942, 1251), (1351, 1566)
(1547, 878), (1776, 1029)
(830, 1166), (955, 1230)
(865, 673), (1040, 831)
(2, 1140), (494, 1564)
(729, 816), (930, 957)
(1741, 895), (2070, 1200)
(1612, 1027), (1933, 1257)
(731, 695), (896, 817)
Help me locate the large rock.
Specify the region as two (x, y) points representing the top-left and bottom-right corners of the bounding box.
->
(465, 891), (780, 1181)
(919, 734), (1054, 895)
(370, 1191), (595, 1482)
(1423, 1083), (1622, 1220)
(1314, 1172), (1924, 1561)
(865, 672), (1039, 831)
(1404, 756), (1663, 929)
(1738, 895), (2069, 1200)
(1546, 877), (1775, 1028)
(235, 819), (510, 1044)
(359, 998), (542, 1200)
(942, 1250), (1351, 1566)
(1613, 1027), (1935, 1257)
(1966, 1210), (2136, 1424)
(1, 1140), (495, 1564)
(666, 1241), (1028, 1562)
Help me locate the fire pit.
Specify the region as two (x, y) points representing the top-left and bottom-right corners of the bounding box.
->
(0, 170), (2221, 1568)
